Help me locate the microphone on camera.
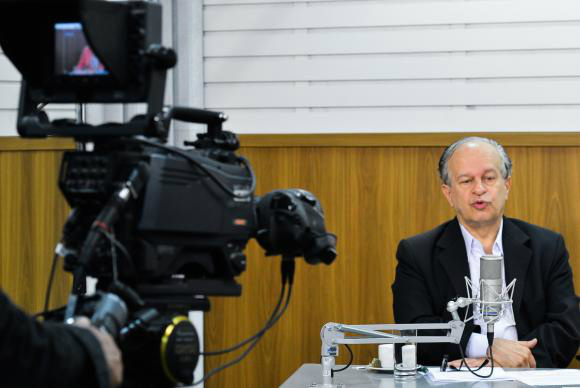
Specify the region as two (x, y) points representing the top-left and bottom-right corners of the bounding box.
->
(480, 255), (503, 347)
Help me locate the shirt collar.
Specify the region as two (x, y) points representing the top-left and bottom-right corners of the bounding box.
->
(458, 218), (504, 256)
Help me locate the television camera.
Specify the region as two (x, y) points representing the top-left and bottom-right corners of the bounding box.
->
(0, 1), (337, 387)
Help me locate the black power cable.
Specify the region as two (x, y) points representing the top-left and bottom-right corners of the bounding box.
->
(331, 344), (354, 376)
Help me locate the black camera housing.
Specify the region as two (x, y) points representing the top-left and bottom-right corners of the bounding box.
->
(58, 139), (257, 310)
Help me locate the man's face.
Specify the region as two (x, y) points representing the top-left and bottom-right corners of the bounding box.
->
(441, 142), (511, 229)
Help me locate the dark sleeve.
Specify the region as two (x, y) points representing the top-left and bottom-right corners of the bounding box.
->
(392, 239), (475, 366)
(0, 290), (112, 388)
(524, 235), (580, 368)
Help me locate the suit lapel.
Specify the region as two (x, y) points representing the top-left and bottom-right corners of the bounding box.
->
(502, 218), (531, 318)
(435, 219), (472, 298)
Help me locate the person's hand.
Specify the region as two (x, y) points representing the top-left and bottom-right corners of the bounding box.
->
(74, 317), (123, 388)
(448, 338), (537, 369)
(448, 357), (488, 369)
(488, 338), (537, 368)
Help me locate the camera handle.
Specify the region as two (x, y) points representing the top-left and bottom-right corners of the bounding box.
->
(165, 106), (227, 138)
(159, 106), (240, 151)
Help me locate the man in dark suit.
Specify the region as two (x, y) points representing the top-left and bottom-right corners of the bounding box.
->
(392, 137), (580, 368)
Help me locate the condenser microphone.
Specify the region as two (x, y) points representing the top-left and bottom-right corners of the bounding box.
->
(480, 255), (503, 346)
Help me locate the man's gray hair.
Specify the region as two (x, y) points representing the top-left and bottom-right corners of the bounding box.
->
(438, 137), (513, 186)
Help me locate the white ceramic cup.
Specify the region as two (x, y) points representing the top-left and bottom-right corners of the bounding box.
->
(378, 344), (394, 369)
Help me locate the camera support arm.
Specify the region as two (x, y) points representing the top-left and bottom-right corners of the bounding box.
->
(318, 299), (471, 388)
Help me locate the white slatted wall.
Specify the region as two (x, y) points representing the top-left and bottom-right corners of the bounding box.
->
(204, 0), (580, 133)
(0, 53), (76, 136)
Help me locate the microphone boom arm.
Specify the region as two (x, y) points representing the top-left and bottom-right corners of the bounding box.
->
(318, 299), (469, 388)
(317, 276), (516, 387)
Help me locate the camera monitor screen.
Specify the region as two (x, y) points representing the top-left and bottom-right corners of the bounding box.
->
(54, 22), (108, 76)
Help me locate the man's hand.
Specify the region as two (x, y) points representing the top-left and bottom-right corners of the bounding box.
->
(74, 317), (123, 388)
(488, 338), (537, 368)
(448, 338), (538, 369)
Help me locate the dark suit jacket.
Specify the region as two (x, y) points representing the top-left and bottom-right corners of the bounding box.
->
(392, 217), (580, 367)
(0, 290), (111, 388)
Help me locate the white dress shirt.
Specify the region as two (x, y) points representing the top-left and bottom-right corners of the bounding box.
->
(459, 220), (518, 358)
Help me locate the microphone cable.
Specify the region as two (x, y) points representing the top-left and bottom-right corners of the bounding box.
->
(456, 341), (494, 378)
(330, 344), (353, 376)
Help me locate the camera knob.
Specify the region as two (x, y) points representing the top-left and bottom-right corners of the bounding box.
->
(229, 251), (247, 275)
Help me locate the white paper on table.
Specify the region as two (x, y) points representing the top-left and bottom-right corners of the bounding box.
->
(505, 369), (580, 386)
(427, 367), (512, 382)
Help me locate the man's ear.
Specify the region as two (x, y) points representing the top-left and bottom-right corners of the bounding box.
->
(504, 176), (512, 199)
(441, 184), (454, 208)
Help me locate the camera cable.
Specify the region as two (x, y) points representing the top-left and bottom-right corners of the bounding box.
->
(40, 251), (60, 318)
(200, 281), (286, 356)
(97, 228), (133, 273)
(192, 283), (293, 386)
(108, 229), (119, 283)
(192, 258), (295, 386)
(201, 259), (293, 356)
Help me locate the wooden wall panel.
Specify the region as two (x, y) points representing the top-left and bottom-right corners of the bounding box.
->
(1, 136), (579, 388)
(0, 149), (71, 313)
(205, 144), (580, 388)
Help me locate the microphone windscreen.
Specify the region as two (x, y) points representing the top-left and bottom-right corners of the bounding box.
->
(480, 255), (502, 280)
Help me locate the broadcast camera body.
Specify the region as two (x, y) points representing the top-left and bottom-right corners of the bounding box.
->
(0, 1), (337, 387)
